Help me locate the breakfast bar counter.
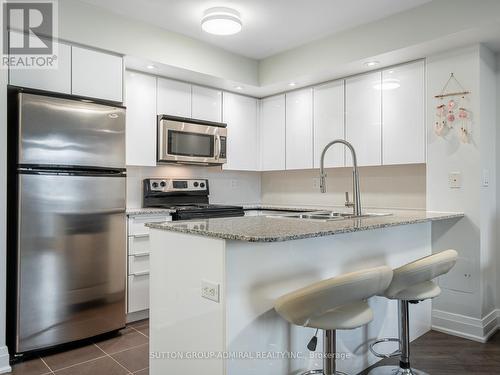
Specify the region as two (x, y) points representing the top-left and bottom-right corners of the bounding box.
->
(147, 210), (463, 375)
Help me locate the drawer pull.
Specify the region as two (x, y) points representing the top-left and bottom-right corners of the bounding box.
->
(133, 271), (150, 277)
(132, 252), (150, 258)
(132, 233), (149, 239)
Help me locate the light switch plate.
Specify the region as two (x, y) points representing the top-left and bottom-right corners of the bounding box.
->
(448, 172), (462, 189)
(201, 280), (220, 303)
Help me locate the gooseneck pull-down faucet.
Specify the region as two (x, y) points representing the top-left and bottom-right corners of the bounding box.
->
(319, 139), (362, 216)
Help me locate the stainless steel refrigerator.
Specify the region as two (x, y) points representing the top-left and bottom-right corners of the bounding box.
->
(7, 90), (127, 355)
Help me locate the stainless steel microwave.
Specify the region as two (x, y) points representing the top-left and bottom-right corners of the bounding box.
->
(157, 115), (227, 165)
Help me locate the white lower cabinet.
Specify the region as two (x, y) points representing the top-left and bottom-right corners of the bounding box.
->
(127, 214), (171, 314)
(128, 274), (150, 314)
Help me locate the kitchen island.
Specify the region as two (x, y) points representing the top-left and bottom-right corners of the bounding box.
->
(147, 210), (463, 375)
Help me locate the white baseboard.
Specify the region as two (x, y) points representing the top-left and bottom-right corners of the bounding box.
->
(0, 346), (11, 374)
(432, 309), (499, 343)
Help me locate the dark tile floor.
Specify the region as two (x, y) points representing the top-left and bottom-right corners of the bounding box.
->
(10, 319), (149, 375)
(10, 326), (500, 374)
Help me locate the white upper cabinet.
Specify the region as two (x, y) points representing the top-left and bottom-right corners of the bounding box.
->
(9, 32), (71, 94)
(382, 60), (425, 165)
(313, 81), (345, 168)
(345, 71), (382, 166)
(260, 95), (286, 171)
(223, 93), (259, 171)
(286, 89), (313, 170)
(157, 78), (191, 117)
(192, 86), (222, 123)
(125, 71), (157, 167)
(71, 46), (123, 102)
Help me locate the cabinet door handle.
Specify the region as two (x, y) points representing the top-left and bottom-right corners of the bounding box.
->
(132, 233), (149, 238)
(132, 252), (150, 258)
(132, 271), (150, 277)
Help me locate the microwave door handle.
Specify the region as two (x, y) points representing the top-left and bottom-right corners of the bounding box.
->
(215, 135), (221, 161)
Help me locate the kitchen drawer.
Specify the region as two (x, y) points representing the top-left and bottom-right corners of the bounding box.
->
(128, 254), (150, 275)
(128, 215), (171, 236)
(128, 235), (151, 256)
(128, 274), (150, 313)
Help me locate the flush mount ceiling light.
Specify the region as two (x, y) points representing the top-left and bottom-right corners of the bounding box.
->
(202, 7), (242, 36)
(364, 61), (380, 67)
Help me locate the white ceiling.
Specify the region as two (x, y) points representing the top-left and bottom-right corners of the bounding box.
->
(78, 0), (432, 59)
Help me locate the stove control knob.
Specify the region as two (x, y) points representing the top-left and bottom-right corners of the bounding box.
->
(152, 182), (159, 188)
(193, 182), (199, 187)
(160, 181), (166, 187)
(200, 182), (205, 188)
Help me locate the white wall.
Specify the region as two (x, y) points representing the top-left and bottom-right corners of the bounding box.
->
(0, 0), (10, 370)
(126, 166), (261, 209)
(427, 45), (499, 342)
(58, 0), (258, 86)
(261, 164), (426, 210)
(478, 46), (497, 318)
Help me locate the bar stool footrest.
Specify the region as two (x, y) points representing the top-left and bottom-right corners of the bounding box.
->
(369, 338), (401, 359)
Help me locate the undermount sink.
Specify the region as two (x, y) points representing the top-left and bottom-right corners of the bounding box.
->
(267, 210), (391, 221)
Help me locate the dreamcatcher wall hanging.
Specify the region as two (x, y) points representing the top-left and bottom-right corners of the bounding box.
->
(434, 73), (471, 143)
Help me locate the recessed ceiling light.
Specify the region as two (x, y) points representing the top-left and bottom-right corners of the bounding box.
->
(146, 64), (156, 70)
(388, 70), (394, 74)
(288, 82), (297, 87)
(364, 61), (380, 67)
(202, 7), (242, 36)
(234, 86), (243, 90)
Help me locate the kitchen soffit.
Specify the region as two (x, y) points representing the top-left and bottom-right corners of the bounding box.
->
(77, 0), (432, 60)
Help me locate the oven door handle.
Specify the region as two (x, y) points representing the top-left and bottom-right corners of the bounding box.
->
(214, 135), (221, 161)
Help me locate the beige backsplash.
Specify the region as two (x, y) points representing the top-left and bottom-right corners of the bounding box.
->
(127, 163), (426, 211)
(261, 164), (426, 210)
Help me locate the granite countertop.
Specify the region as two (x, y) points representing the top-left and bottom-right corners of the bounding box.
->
(145, 209), (464, 242)
(126, 207), (175, 216)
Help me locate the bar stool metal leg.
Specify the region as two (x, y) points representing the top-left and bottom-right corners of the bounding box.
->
(368, 301), (429, 375)
(302, 330), (348, 375)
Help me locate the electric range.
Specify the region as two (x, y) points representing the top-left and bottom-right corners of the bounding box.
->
(142, 178), (244, 220)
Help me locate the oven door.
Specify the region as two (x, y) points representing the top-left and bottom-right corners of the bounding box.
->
(158, 117), (227, 165)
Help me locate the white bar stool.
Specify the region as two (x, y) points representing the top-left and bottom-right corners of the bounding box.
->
(274, 266), (394, 375)
(368, 249), (458, 375)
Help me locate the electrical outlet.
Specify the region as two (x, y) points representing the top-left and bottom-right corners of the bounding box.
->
(448, 172), (462, 189)
(312, 177), (320, 189)
(201, 280), (220, 303)
(230, 179), (239, 189)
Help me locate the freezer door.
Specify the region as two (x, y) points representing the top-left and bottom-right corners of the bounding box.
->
(16, 173), (126, 353)
(18, 93), (125, 169)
